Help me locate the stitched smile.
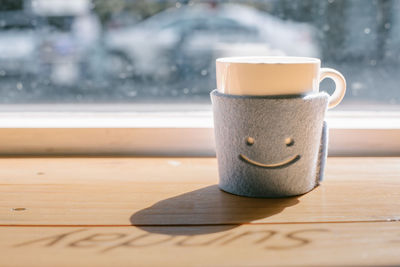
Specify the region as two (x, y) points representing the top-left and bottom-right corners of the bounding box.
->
(240, 154), (300, 168)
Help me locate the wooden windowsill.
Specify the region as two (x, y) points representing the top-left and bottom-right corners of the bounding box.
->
(1, 157), (400, 266)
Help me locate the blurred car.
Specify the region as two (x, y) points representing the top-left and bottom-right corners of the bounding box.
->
(0, 11), (41, 77)
(37, 13), (101, 86)
(104, 3), (320, 82)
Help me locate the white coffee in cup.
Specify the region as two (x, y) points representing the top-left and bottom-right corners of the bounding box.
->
(216, 56), (346, 108)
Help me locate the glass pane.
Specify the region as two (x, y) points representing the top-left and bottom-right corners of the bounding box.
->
(0, 0), (399, 110)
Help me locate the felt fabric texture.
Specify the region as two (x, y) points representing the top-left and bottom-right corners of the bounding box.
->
(211, 90), (329, 198)
(316, 121), (328, 184)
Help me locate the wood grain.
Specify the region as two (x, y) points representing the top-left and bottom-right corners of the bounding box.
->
(1, 157), (400, 226)
(2, 222), (400, 267)
(1, 157), (400, 266)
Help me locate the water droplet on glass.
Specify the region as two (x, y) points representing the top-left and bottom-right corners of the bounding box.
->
(175, 2), (181, 8)
(323, 24), (330, 31)
(16, 82), (23, 90)
(127, 91), (137, 97)
(364, 28), (371, 34)
(183, 88), (189, 94)
(384, 23), (391, 29)
(201, 69), (208, 76)
(351, 82), (364, 90)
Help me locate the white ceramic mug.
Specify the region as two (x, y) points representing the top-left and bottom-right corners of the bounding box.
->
(216, 56), (346, 108)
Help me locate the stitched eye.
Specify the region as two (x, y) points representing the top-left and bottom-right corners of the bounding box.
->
(246, 137), (255, 146)
(285, 137), (294, 147)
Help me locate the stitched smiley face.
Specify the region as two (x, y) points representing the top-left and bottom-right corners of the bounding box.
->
(239, 136), (301, 168)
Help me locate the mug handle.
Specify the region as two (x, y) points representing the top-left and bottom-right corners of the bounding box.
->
(319, 68), (346, 109)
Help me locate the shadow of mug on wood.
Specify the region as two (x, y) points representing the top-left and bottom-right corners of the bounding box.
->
(130, 185), (299, 235)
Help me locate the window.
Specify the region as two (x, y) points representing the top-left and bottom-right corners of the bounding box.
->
(0, 0), (399, 155)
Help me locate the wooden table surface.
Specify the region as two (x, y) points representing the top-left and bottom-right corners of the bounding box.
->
(1, 157), (400, 266)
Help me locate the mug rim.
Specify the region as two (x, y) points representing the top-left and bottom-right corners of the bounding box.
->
(216, 56), (320, 64)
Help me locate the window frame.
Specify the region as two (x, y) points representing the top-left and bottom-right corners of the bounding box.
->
(0, 108), (399, 156)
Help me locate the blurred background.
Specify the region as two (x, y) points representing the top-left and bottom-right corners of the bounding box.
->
(0, 0), (399, 110)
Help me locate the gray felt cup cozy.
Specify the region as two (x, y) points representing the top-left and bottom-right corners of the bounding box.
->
(211, 90), (329, 198)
